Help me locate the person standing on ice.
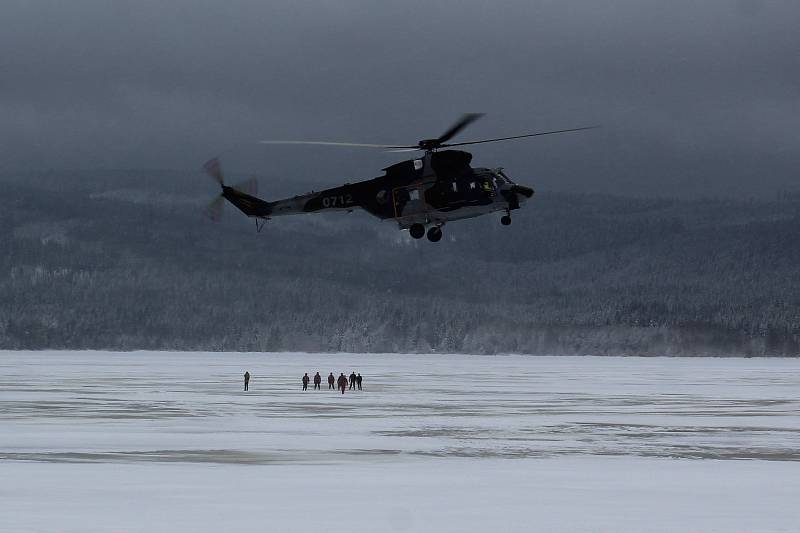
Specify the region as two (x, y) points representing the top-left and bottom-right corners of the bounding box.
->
(338, 373), (347, 394)
(328, 372), (335, 390)
(356, 373), (362, 390)
(302, 373), (310, 391)
(243, 371), (250, 391)
(313, 372), (321, 390)
(349, 371), (357, 390)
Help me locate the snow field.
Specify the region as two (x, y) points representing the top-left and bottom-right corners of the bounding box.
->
(1, 351), (799, 532)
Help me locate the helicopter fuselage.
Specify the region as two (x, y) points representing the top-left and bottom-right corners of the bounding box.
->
(221, 150), (534, 238)
(209, 113), (592, 241)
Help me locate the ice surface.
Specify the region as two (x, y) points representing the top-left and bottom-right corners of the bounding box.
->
(1, 351), (799, 532)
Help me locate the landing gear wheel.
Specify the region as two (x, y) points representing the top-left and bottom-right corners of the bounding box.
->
(409, 223), (425, 239)
(501, 215), (512, 226)
(427, 226), (443, 242)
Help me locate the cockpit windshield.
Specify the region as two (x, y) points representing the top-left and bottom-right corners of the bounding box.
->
(493, 169), (513, 185)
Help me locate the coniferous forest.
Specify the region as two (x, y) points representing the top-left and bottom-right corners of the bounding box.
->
(3, 168), (799, 356)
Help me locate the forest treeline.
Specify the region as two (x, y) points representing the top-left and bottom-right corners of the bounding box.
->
(2, 169), (799, 355)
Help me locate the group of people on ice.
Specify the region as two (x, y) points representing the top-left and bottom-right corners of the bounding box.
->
(243, 370), (363, 393)
(302, 371), (362, 393)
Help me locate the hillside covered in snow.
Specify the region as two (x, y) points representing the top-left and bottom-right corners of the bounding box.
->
(3, 169), (799, 355)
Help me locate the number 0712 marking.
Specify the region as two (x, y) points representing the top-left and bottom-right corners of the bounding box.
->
(322, 194), (353, 208)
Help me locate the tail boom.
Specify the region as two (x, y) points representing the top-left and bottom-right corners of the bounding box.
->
(222, 186), (272, 218)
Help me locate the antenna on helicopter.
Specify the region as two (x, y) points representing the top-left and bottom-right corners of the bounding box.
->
(259, 114), (597, 154)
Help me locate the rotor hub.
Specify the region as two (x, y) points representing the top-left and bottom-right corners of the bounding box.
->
(418, 139), (441, 152)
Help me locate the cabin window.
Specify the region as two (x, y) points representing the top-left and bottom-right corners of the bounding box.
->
(451, 181), (458, 192)
(470, 182), (476, 189)
(413, 159), (423, 171)
(409, 189), (420, 200)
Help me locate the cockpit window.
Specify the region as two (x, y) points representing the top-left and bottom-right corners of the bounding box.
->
(495, 169), (513, 184)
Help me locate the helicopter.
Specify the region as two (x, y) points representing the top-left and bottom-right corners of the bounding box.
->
(204, 114), (594, 242)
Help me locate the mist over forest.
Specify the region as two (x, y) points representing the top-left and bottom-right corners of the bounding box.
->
(3, 168), (798, 356)
(3, 1), (799, 356)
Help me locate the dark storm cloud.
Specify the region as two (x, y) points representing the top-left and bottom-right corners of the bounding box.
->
(1, 0), (798, 196)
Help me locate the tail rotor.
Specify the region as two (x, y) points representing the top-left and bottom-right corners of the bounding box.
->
(205, 195), (225, 222)
(202, 157), (259, 222)
(203, 157), (224, 186)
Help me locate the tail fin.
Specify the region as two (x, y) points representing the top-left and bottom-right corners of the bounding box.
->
(202, 158), (271, 220)
(222, 184), (272, 218)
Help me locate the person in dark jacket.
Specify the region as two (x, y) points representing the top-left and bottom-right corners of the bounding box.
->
(356, 373), (362, 390)
(338, 373), (347, 394)
(244, 371), (250, 391)
(328, 372), (335, 390)
(349, 371), (357, 390)
(302, 373), (310, 391)
(313, 372), (322, 390)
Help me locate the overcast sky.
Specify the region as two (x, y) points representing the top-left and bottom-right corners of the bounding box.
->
(2, 0), (798, 196)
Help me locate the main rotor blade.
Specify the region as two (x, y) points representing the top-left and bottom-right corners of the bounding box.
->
(259, 140), (414, 149)
(437, 113), (484, 144)
(441, 126), (598, 148)
(387, 148), (424, 153)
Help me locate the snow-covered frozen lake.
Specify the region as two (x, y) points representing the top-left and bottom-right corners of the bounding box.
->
(1, 351), (799, 532)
